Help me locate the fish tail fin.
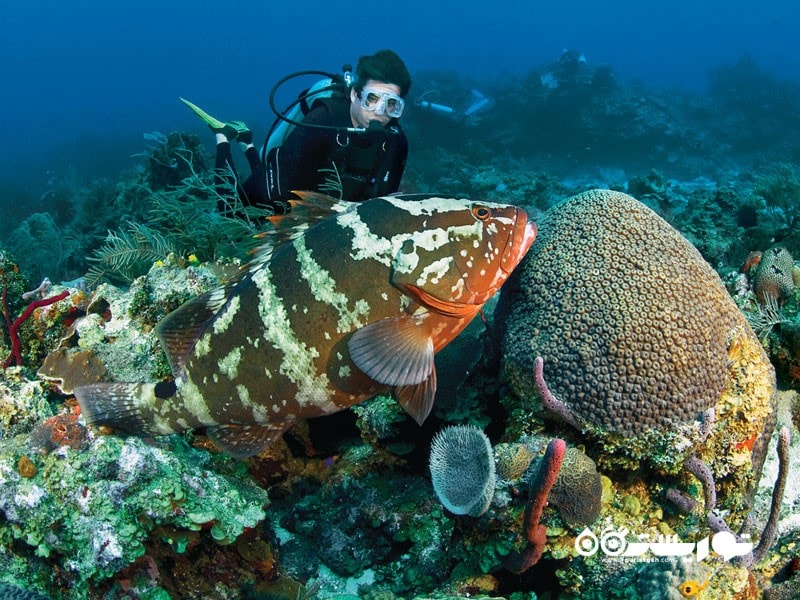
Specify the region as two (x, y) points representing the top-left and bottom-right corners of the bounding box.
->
(75, 382), (171, 436)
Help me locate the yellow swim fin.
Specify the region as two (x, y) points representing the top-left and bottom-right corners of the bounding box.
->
(179, 97), (226, 130)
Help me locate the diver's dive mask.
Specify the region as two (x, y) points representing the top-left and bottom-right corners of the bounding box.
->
(359, 87), (405, 118)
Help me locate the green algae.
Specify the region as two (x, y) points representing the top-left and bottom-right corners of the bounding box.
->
(0, 432), (268, 598)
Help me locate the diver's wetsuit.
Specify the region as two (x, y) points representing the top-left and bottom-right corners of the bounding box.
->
(215, 94), (408, 214)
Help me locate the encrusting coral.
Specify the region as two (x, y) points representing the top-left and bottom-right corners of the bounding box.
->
(753, 246), (796, 305)
(496, 188), (785, 596)
(0, 431), (268, 597)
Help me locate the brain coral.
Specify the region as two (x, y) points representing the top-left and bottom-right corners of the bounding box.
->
(500, 189), (770, 443)
(752, 245), (795, 304)
(549, 447), (602, 528)
(493, 442), (536, 481)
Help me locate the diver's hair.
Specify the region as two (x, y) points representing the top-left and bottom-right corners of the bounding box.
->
(354, 49), (412, 98)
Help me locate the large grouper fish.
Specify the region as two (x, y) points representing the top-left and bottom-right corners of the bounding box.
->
(76, 193), (537, 457)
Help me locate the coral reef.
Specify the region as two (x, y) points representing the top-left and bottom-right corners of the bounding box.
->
(0, 370), (54, 440)
(499, 189), (775, 476)
(493, 443), (536, 482)
(504, 438), (566, 574)
(7, 75), (800, 594)
(753, 246), (796, 305)
(0, 253), (286, 597)
(0, 430), (268, 598)
(549, 446), (603, 529)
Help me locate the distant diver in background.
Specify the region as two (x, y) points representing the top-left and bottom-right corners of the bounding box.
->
(415, 88), (495, 121)
(540, 49), (591, 90)
(182, 49), (412, 215)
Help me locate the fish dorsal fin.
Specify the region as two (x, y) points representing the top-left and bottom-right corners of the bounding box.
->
(289, 190), (354, 215)
(403, 284), (481, 319)
(206, 422), (290, 458)
(248, 191), (355, 272)
(155, 286), (232, 376)
(395, 367), (438, 425)
(348, 314), (435, 387)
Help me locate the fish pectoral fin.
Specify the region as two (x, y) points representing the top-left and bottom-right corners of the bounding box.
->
(206, 422), (289, 458)
(395, 367), (438, 425)
(348, 314), (434, 386)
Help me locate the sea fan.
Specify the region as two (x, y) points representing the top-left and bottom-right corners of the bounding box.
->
(745, 293), (789, 341)
(85, 222), (177, 286)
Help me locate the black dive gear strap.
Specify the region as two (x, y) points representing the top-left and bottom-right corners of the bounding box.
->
(266, 66), (362, 134)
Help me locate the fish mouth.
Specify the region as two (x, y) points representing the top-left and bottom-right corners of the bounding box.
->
(500, 208), (537, 273)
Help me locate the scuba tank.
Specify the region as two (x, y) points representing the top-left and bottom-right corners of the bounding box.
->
(261, 65), (360, 163)
(417, 100), (456, 114)
(415, 89), (494, 119)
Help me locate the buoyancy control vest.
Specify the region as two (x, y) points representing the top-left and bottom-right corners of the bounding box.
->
(262, 70), (406, 203)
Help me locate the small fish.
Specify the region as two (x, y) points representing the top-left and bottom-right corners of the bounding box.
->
(678, 574), (710, 598)
(76, 194), (536, 457)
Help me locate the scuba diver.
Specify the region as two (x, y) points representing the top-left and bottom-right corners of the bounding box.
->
(415, 88), (494, 121)
(183, 49), (411, 214)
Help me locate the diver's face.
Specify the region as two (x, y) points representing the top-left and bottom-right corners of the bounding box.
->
(350, 80), (402, 129)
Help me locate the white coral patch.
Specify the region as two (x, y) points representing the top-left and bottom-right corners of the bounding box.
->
(117, 441), (146, 482)
(92, 523), (124, 564)
(14, 484), (47, 508)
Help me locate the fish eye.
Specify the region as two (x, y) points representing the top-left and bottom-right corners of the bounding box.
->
(472, 205), (491, 221)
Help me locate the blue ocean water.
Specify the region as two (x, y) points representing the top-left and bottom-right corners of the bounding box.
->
(2, 0), (798, 186)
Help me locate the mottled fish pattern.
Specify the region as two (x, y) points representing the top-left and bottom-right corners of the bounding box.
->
(76, 194), (536, 456)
